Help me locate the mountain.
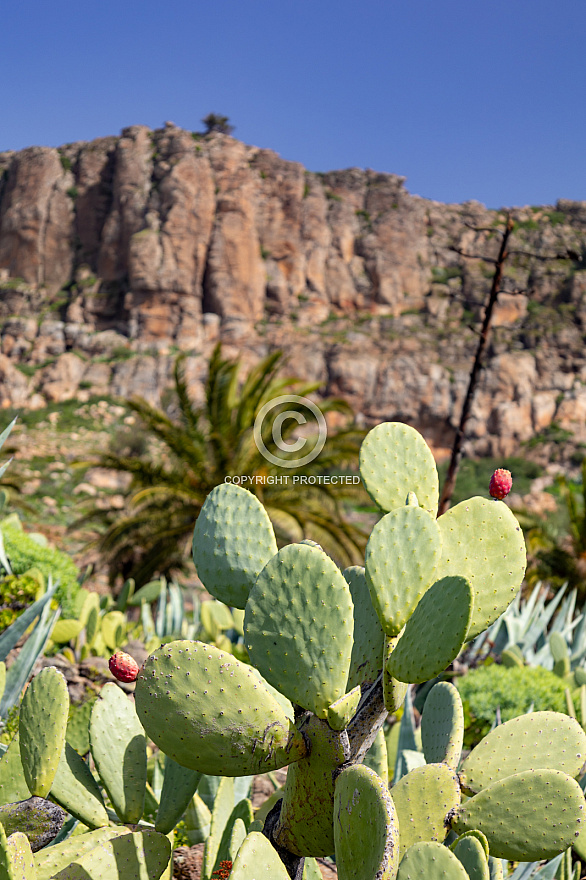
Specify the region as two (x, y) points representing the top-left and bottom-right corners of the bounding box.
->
(1, 122), (585, 466)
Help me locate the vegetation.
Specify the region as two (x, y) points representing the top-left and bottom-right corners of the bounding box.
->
(77, 346), (368, 586)
(457, 664), (568, 748)
(201, 113), (234, 135)
(520, 459), (586, 595)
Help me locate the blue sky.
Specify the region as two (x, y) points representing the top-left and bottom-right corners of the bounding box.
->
(3, 0), (585, 208)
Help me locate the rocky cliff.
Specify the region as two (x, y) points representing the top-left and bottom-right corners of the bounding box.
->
(1, 122), (586, 468)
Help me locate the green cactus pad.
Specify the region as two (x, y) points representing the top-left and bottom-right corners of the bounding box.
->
(154, 757), (201, 834)
(2, 830), (36, 880)
(245, 544), (354, 718)
(391, 763), (461, 857)
(359, 422), (439, 514)
(452, 834), (490, 880)
(50, 619), (83, 644)
(100, 611), (126, 650)
(192, 483), (278, 610)
(50, 742), (108, 829)
(397, 841), (469, 880)
(19, 667), (69, 799)
(135, 640), (307, 776)
(89, 682), (147, 824)
(275, 714), (348, 856)
(383, 636), (408, 714)
(459, 712), (586, 794)
(364, 727), (389, 787)
(326, 686), (361, 731)
(65, 699), (94, 756)
(183, 793), (211, 846)
(365, 506), (442, 636)
(34, 827), (125, 880)
(0, 664), (5, 706)
(451, 769), (584, 860)
(302, 857), (323, 880)
(488, 856), (504, 880)
(386, 577), (473, 684)
(50, 829), (171, 880)
(436, 497), (526, 639)
(228, 817), (247, 862)
(0, 733), (29, 806)
(229, 831), (290, 880)
(334, 764), (399, 880)
(343, 566), (385, 690)
(421, 682), (464, 770)
(215, 798), (254, 871)
(451, 829), (489, 860)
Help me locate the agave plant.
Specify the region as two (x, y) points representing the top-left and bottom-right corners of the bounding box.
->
(76, 346), (367, 586)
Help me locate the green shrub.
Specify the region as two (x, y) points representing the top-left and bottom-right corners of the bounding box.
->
(1, 525), (80, 616)
(0, 573), (39, 629)
(457, 664), (568, 748)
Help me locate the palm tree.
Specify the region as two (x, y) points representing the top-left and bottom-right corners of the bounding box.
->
(76, 346), (368, 586)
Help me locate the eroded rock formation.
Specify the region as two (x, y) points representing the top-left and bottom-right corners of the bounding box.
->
(1, 123), (586, 463)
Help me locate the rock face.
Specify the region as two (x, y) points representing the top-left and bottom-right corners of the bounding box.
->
(1, 123), (586, 464)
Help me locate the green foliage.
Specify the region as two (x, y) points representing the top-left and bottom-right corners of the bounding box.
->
(0, 525), (79, 616)
(0, 574), (39, 629)
(457, 664), (568, 748)
(4, 421), (585, 874)
(438, 456), (542, 507)
(59, 155), (72, 172)
(520, 459), (586, 595)
(79, 346), (367, 586)
(201, 113), (234, 135)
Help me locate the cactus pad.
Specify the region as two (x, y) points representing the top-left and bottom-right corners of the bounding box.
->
(50, 829), (171, 880)
(436, 497), (526, 639)
(192, 483), (278, 609)
(229, 831), (290, 880)
(365, 506), (442, 636)
(326, 686), (361, 731)
(391, 763), (460, 856)
(4, 830), (36, 880)
(0, 733), (29, 806)
(386, 576), (473, 683)
(50, 742), (108, 829)
(343, 566), (385, 690)
(451, 769), (584, 860)
(421, 681), (464, 770)
(459, 712), (586, 794)
(397, 841), (469, 880)
(245, 543), (354, 718)
(154, 757), (201, 834)
(452, 834), (490, 880)
(364, 727), (389, 787)
(90, 682), (147, 824)
(359, 422), (439, 514)
(334, 764), (399, 880)
(34, 828), (124, 880)
(19, 667), (69, 799)
(135, 640), (307, 775)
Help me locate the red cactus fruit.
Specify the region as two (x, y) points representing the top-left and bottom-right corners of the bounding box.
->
(109, 651), (140, 682)
(489, 468), (512, 500)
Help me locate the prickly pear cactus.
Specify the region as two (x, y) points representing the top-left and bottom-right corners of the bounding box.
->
(9, 421), (586, 879)
(129, 421), (586, 877)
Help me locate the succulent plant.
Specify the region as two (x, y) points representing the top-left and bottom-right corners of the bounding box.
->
(2, 421), (585, 880)
(131, 422), (585, 878)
